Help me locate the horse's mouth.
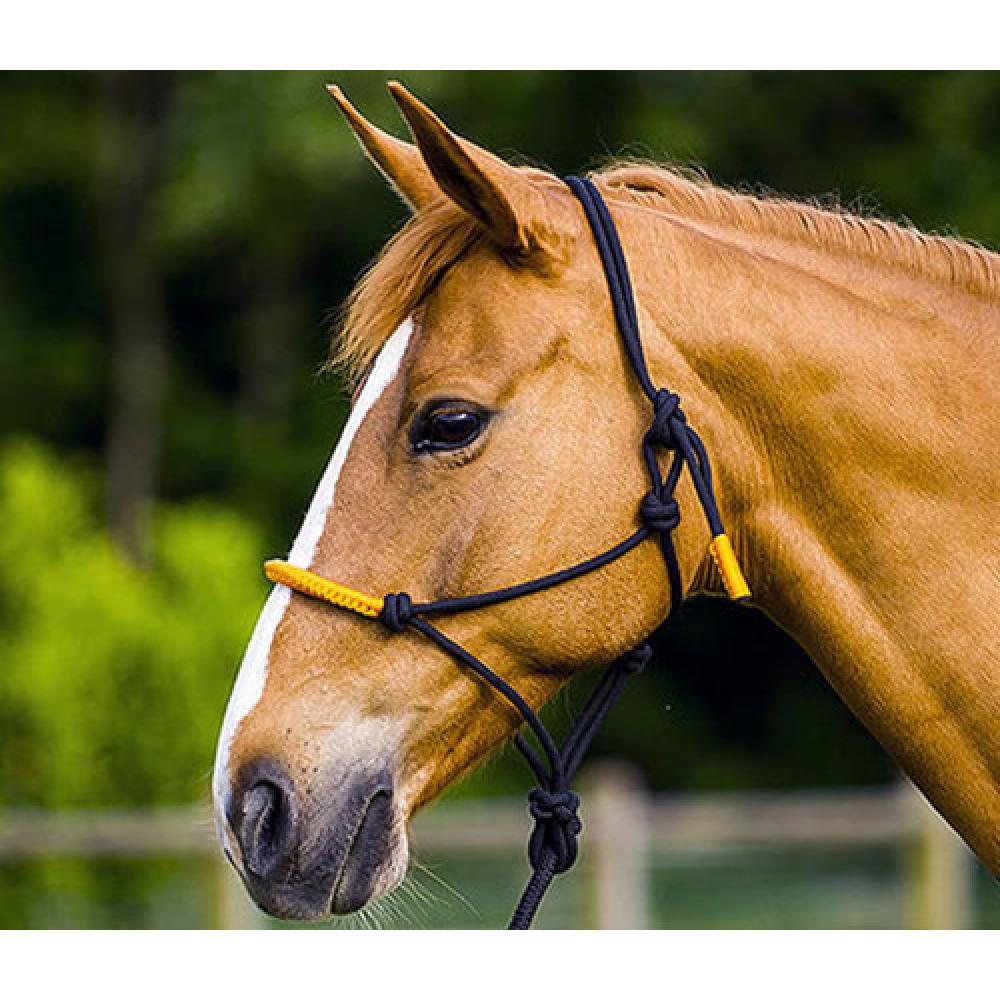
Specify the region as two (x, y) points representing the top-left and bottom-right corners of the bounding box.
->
(329, 788), (397, 915)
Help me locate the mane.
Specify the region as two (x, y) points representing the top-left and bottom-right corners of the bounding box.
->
(595, 161), (999, 299)
(330, 200), (484, 385)
(332, 161), (999, 382)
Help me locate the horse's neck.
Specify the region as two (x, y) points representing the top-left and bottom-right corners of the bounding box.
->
(632, 213), (1000, 871)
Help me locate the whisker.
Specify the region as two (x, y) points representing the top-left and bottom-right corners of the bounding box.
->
(397, 874), (436, 909)
(411, 860), (479, 917)
(392, 877), (436, 923)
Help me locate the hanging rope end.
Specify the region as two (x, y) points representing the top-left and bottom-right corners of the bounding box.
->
(708, 534), (751, 600)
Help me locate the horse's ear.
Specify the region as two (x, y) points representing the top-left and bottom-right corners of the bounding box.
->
(387, 81), (557, 256)
(326, 85), (438, 212)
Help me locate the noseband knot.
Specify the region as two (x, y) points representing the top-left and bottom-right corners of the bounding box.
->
(640, 489), (681, 533)
(527, 788), (582, 875)
(379, 592), (414, 633)
(648, 389), (686, 449)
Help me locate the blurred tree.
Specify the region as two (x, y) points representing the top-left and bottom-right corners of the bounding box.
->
(99, 71), (176, 562)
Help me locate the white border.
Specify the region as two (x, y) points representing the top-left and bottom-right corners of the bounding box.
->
(1, 931), (995, 999)
(1, 3), (998, 69)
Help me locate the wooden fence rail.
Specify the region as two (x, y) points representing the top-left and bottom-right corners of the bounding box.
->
(0, 771), (975, 929)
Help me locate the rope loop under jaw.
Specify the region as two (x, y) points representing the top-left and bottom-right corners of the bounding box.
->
(526, 788), (583, 875)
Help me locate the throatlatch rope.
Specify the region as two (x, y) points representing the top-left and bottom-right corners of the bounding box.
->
(263, 175), (749, 930)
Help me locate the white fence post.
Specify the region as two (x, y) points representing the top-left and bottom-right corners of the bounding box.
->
(903, 780), (973, 929)
(583, 762), (650, 929)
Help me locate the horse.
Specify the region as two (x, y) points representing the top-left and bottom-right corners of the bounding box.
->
(212, 81), (1000, 923)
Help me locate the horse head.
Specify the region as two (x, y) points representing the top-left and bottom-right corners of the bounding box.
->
(210, 83), (710, 920)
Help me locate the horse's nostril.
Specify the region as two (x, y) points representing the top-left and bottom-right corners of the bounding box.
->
(241, 780), (290, 878)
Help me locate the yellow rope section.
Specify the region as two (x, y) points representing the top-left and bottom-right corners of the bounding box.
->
(265, 535), (749, 621)
(264, 560), (384, 618)
(708, 534), (751, 600)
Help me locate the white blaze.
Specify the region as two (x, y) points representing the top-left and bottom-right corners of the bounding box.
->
(212, 317), (414, 830)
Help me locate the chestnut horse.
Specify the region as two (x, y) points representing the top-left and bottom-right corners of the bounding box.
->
(213, 82), (999, 922)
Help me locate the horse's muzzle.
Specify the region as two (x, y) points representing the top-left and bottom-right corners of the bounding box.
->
(225, 757), (404, 920)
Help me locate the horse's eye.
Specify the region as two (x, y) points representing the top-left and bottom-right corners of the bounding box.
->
(411, 403), (486, 453)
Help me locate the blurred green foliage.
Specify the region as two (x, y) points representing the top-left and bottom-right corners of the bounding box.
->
(0, 439), (264, 808)
(1, 70), (996, 819)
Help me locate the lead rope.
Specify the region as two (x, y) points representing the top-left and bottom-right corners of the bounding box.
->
(264, 175), (749, 929)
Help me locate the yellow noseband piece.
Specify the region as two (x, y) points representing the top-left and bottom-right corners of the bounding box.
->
(264, 560), (384, 618)
(708, 534), (751, 600)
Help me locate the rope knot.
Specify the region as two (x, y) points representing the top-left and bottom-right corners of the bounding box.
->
(640, 489), (681, 534)
(379, 592), (414, 633)
(619, 643), (652, 675)
(649, 389), (686, 448)
(527, 788), (582, 874)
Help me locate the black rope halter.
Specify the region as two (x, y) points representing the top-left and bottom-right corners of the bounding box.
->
(265, 176), (749, 929)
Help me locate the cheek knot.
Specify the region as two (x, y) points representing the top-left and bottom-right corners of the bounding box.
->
(647, 388), (686, 448)
(639, 489), (681, 533)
